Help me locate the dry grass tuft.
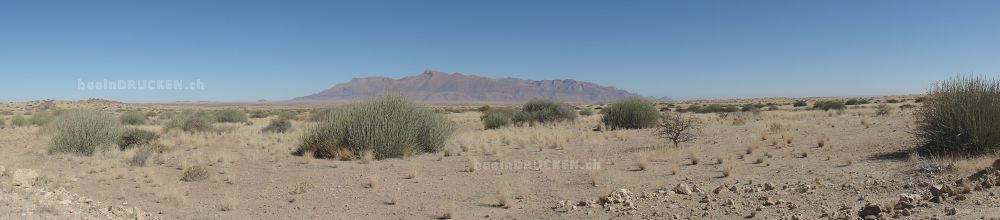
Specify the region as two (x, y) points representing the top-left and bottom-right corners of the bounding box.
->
(180, 165), (210, 182)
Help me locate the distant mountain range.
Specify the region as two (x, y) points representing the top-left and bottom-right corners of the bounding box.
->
(293, 70), (661, 104)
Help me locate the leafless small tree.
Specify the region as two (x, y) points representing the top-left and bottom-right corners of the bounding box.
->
(657, 113), (703, 147)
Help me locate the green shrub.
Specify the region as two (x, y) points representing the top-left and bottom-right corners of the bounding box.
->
(481, 107), (517, 129)
(793, 100), (808, 107)
(845, 99), (870, 105)
(601, 98), (660, 130)
(579, 108), (594, 116)
(915, 76), (1000, 156)
(118, 128), (160, 150)
(513, 100), (577, 124)
(0, 110), (12, 115)
(886, 99), (900, 103)
(30, 111), (54, 126)
(296, 93), (454, 160)
(812, 100), (846, 111)
(262, 118), (293, 133)
(11, 115), (28, 127)
(164, 111), (215, 133)
(915, 97), (927, 103)
(214, 109), (248, 123)
(48, 110), (123, 156)
(478, 105), (492, 112)
(119, 111), (147, 125)
(686, 104), (739, 114)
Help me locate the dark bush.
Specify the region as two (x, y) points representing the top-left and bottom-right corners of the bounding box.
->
(262, 118), (292, 133)
(481, 107), (517, 129)
(812, 100), (846, 111)
(118, 128), (160, 150)
(214, 109), (248, 123)
(513, 100), (577, 124)
(793, 100), (808, 107)
(601, 98), (660, 130)
(296, 93), (453, 160)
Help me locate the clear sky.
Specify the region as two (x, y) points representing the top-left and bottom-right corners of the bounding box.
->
(2, 0), (999, 102)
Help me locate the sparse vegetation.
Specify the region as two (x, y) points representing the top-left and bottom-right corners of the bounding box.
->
(118, 128), (160, 150)
(480, 107), (517, 129)
(656, 113), (702, 147)
(915, 76), (1000, 156)
(48, 110), (123, 156)
(513, 100), (577, 125)
(262, 118), (292, 133)
(214, 109), (248, 123)
(30, 111), (55, 126)
(295, 93), (454, 160)
(845, 99), (870, 105)
(163, 111), (214, 133)
(793, 100), (808, 107)
(812, 100), (846, 111)
(10, 115), (28, 127)
(874, 103), (892, 116)
(601, 98), (660, 130)
(119, 110), (147, 125)
(180, 165), (210, 182)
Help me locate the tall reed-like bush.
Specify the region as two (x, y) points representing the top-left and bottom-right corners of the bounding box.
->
(915, 76), (1000, 156)
(296, 93), (453, 159)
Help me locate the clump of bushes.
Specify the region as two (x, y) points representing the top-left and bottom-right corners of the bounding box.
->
(296, 93), (454, 160)
(601, 98), (660, 130)
(512, 100), (577, 124)
(685, 104), (739, 114)
(812, 100), (846, 111)
(118, 128), (160, 150)
(793, 100), (808, 107)
(579, 108), (594, 116)
(48, 110), (123, 156)
(915, 76), (1000, 156)
(845, 99), (870, 105)
(262, 118), (292, 133)
(119, 111), (147, 125)
(481, 107), (517, 129)
(214, 109), (248, 123)
(164, 111), (214, 133)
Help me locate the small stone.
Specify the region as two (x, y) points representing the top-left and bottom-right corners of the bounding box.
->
(858, 203), (881, 219)
(930, 185), (945, 197)
(673, 183), (692, 195)
(944, 207), (956, 215)
(764, 183), (776, 191)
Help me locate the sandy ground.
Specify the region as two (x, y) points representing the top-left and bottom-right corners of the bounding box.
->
(1, 102), (999, 219)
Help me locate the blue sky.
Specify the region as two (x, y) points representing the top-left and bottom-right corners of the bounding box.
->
(2, 0), (999, 102)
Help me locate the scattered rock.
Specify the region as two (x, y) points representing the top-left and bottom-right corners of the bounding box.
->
(673, 183), (692, 195)
(944, 207), (956, 215)
(858, 203), (881, 219)
(930, 185), (945, 197)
